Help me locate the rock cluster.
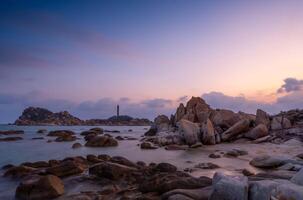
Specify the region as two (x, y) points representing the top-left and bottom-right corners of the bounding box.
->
(144, 96), (303, 147)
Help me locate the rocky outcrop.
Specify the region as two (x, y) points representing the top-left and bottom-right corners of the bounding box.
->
(271, 116), (292, 130)
(154, 115), (171, 132)
(14, 107), (152, 126)
(201, 118), (216, 145)
(15, 175), (64, 200)
(255, 109), (271, 128)
(85, 136), (118, 147)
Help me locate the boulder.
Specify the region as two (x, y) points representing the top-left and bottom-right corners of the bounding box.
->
(221, 119), (251, 141)
(244, 124), (268, 140)
(89, 162), (137, 180)
(178, 119), (200, 145)
(194, 162), (220, 169)
(72, 142), (82, 149)
(154, 163), (177, 173)
(271, 116), (292, 130)
(210, 109), (242, 129)
(55, 135), (76, 142)
(154, 115), (171, 132)
(174, 103), (186, 123)
(22, 161), (49, 168)
(36, 129), (47, 134)
(291, 168), (303, 186)
(255, 109), (270, 128)
(249, 155), (287, 169)
(47, 130), (75, 137)
(109, 156), (138, 168)
(89, 127), (103, 134)
(4, 166), (36, 178)
(209, 172), (248, 200)
(140, 142), (157, 149)
(248, 180), (279, 200)
(201, 118), (216, 145)
(85, 136), (118, 147)
(272, 182), (303, 200)
(162, 187), (212, 200)
(185, 97), (211, 121)
(15, 175), (64, 200)
(46, 160), (86, 177)
(144, 127), (157, 136)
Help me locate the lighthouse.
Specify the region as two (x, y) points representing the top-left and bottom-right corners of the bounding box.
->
(117, 105), (120, 118)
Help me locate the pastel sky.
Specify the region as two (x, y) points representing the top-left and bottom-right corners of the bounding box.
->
(1, 0), (303, 123)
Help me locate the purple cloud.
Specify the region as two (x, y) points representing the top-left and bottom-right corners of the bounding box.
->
(277, 78), (303, 93)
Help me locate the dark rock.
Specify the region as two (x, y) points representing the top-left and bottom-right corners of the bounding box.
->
(0, 130), (24, 135)
(55, 135), (76, 142)
(0, 136), (23, 142)
(115, 136), (124, 140)
(85, 136), (118, 147)
(31, 137), (44, 140)
(15, 175), (64, 200)
(155, 163), (177, 173)
(72, 142), (82, 149)
(37, 129), (47, 134)
(47, 130), (75, 137)
(22, 161), (49, 168)
(46, 160), (86, 177)
(209, 153), (221, 159)
(4, 166), (36, 178)
(98, 154), (111, 161)
(140, 142), (158, 149)
(194, 162), (220, 169)
(144, 127), (157, 136)
(110, 156), (138, 168)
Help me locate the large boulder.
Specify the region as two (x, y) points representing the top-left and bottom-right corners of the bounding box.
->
(209, 172), (248, 200)
(272, 182), (303, 200)
(15, 175), (64, 200)
(271, 116), (292, 130)
(221, 119), (251, 141)
(201, 118), (216, 145)
(85, 136), (118, 147)
(249, 155), (287, 169)
(184, 97), (211, 123)
(291, 168), (303, 186)
(248, 180), (279, 200)
(174, 103), (186, 123)
(46, 160), (86, 177)
(255, 109), (270, 128)
(210, 109), (243, 129)
(89, 162), (137, 180)
(4, 166), (36, 178)
(244, 124), (268, 140)
(154, 115), (171, 132)
(178, 119), (200, 145)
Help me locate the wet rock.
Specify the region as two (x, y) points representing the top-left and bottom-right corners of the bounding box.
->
(22, 161), (49, 168)
(85, 136), (118, 147)
(110, 156), (138, 168)
(80, 130), (99, 137)
(31, 137), (44, 140)
(89, 161), (137, 180)
(291, 168), (303, 186)
(225, 149), (248, 157)
(47, 130), (75, 137)
(209, 172), (248, 200)
(139, 174), (212, 194)
(201, 119), (216, 145)
(89, 127), (103, 134)
(155, 163), (177, 173)
(72, 142), (82, 149)
(2, 164), (14, 170)
(0, 130), (24, 135)
(140, 142), (158, 149)
(194, 162), (220, 169)
(0, 136), (23, 142)
(15, 175), (64, 200)
(98, 154), (111, 161)
(4, 166), (36, 178)
(55, 135), (77, 142)
(37, 129), (47, 134)
(178, 119), (200, 145)
(249, 155), (287, 169)
(209, 153), (221, 159)
(46, 160), (86, 177)
(115, 136), (124, 140)
(255, 109), (270, 128)
(86, 154), (103, 164)
(165, 144), (188, 150)
(221, 119), (251, 141)
(244, 124), (268, 140)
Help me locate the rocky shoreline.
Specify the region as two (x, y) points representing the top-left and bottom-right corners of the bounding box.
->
(1, 96), (303, 199)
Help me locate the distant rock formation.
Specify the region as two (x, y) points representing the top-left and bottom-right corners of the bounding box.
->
(14, 107), (152, 126)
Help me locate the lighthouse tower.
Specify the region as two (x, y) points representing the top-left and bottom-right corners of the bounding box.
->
(117, 105), (120, 118)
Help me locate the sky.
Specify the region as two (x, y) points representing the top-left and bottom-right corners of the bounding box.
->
(0, 0), (303, 123)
